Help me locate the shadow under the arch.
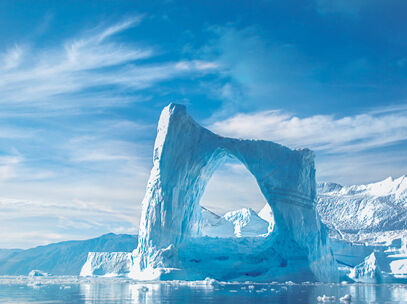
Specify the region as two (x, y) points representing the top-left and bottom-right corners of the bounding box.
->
(176, 231), (317, 282)
(171, 154), (316, 282)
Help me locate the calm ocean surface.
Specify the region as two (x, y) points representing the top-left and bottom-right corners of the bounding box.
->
(0, 276), (406, 304)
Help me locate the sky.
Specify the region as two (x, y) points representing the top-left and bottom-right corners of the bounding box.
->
(1, 0), (407, 248)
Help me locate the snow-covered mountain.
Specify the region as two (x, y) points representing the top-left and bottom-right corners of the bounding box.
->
(317, 175), (407, 244)
(0, 233), (138, 275)
(223, 208), (269, 237)
(316, 175), (407, 282)
(201, 207), (270, 238)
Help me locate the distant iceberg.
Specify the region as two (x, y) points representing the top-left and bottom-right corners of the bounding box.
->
(80, 252), (132, 277)
(223, 208), (269, 237)
(28, 270), (49, 277)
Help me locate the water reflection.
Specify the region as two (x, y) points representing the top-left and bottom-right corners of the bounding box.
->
(80, 280), (217, 304)
(0, 277), (407, 304)
(78, 279), (407, 304)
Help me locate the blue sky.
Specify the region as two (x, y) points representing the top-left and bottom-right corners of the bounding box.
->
(1, 0), (407, 248)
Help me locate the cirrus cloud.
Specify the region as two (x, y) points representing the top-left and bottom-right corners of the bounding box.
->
(0, 16), (218, 108)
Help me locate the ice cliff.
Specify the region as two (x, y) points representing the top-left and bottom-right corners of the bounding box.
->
(129, 103), (338, 282)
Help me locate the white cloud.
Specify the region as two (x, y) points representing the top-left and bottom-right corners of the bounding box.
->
(0, 18), (216, 248)
(0, 155), (22, 182)
(94, 16), (143, 43)
(209, 107), (407, 153)
(0, 176), (146, 248)
(0, 118), (153, 248)
(206, 106), (407, 186)
(66, 136), (146, 169)
(2, 45), (23, 70)
(0, 17), (217, 107)
(316, 151), (407, 185)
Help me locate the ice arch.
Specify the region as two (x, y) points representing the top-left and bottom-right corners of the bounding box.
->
(130, 103), (338, 282)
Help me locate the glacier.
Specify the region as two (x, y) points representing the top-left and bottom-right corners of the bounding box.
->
(128, 103), (338, 282)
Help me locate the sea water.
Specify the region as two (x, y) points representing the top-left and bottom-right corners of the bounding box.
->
(0, 276), (406, 303)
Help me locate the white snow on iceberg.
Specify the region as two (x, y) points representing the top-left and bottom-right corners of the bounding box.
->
(223, 208), (269, 237)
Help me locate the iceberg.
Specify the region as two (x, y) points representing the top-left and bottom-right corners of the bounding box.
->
(258, 203), (275, 234)
(28, 270), (49, 277)
(7, 103), (405, 284)
(223, 208), (269, 237)
(200, 207), (269, 238)
(80, 252), (132, 277)
(129, 103), (338, 282)
(348, 252), (383, 283)
(77, 106), (407, 283)
(200, 207), (235, 238)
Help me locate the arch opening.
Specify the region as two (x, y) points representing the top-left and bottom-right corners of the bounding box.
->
(198, 154), (275, 239)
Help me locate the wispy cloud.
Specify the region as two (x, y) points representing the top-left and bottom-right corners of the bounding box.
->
(0, 193), (141, 248)
(207, 105), (407, 186)
(0, 16), (217, 108)
(94, 16), (143, 43)
(317, 151), (407, 185)
(2, 45), (23, 70)
(0, 155), (21, 182)
(209, 107), (407, 153)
